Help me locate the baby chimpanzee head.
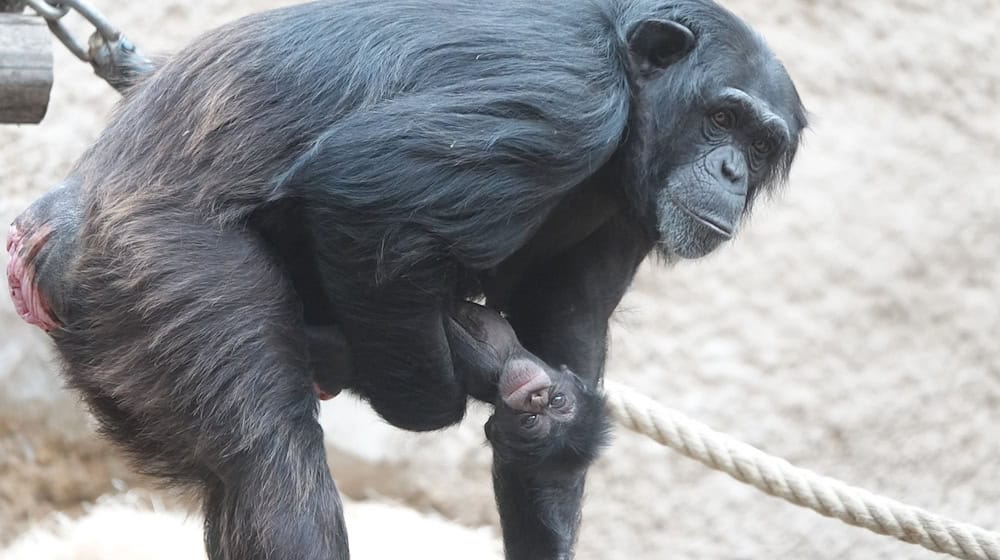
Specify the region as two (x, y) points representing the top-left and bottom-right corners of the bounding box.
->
(449, 301), (611, 472)
(486, 362), (610, 472)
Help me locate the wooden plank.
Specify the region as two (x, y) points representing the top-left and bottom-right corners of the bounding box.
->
(0, 14), (53, 124)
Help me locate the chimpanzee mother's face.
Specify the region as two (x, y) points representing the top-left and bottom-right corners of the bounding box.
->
(626, 17), (806, 260)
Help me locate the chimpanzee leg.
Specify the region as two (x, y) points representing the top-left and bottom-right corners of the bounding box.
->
(303, 225), (468, 432)
(51, 212), (348, 560)
(306, 323), (355, 399)
(313, 279), (469, 431)
(306, 315), (500, 404)
(487, 215), (652, 560)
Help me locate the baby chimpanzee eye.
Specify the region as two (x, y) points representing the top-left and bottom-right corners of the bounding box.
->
(520, 414), (538, 429)
(550, 393), (567, 409)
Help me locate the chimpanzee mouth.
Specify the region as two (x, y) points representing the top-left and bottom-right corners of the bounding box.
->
(499, 359), (552, 411)
(669, 198), (735, 239)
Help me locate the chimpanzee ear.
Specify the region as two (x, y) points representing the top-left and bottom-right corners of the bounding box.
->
(628, 19), (695, 75)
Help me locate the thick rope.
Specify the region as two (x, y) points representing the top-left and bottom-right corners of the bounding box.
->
(603, 380), (1000, 560)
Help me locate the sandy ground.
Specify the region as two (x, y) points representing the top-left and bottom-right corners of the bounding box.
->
(1, 495), (502, 560)
(1, 0), (998, 558)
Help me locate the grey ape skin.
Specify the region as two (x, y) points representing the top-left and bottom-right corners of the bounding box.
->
(7, 0), (806, 558)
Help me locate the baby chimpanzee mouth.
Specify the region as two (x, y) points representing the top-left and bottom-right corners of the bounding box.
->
(499, 359), (552, 412)
(6, 223), (60, 332)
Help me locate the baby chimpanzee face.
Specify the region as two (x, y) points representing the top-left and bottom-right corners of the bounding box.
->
(446, 301), (611, 470)
(487, 364), (609, 471)
(492, 361), (581, 439)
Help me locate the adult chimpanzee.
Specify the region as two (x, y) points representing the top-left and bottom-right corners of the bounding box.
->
(6, 0), (807, 558)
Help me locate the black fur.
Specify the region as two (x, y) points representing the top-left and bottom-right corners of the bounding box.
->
(7, 1), (806, 559)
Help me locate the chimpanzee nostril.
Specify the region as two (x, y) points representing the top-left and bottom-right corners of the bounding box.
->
(721, 160), (743, 183)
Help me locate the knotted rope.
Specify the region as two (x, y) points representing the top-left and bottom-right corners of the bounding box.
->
(604, 380), (1000, 560)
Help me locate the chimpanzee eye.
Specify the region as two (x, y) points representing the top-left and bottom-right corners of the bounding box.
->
(550, 393), (567, 409)
(711, 109), (735, 129)
(520, 414), (539, 429)
(752, 138), (774, 155)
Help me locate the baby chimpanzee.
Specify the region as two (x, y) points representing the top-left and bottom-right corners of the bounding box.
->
(441, 303), (612, 545)
(304, 301), (611, 546)
(445, 304), (611, 471)
(307, 302), (610, 471)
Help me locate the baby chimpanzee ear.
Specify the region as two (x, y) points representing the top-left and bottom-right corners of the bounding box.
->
(628, 19), (695, 75)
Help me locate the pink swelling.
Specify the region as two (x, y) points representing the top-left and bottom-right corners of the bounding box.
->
(6, 223), (59, 332)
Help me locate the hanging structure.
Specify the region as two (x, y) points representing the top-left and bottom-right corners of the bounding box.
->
(0, 2), (53, 124)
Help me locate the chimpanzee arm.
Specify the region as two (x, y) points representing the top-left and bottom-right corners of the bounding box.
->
(443, 311), (507, 404)
(489, 215), (653, 559)
(505, 215), (653, 384)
